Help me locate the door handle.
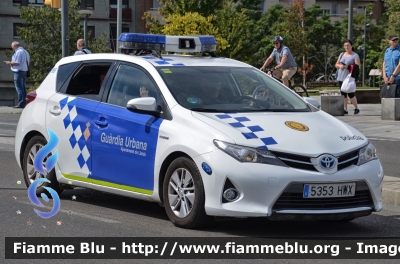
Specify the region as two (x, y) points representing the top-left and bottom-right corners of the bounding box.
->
(95, 118), (108, 127)
(49, 106), (61, 116)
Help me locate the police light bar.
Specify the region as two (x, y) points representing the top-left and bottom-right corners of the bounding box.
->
(118, 33), (217, 53)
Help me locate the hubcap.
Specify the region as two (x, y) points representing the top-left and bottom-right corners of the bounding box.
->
(26, 143), (47, 185)
(168, 168), (195, 218)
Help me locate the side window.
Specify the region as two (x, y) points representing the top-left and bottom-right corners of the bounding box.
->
(66, 63), (112, 96)
(107, 64), (159, 107)
(56, 61), (81, 92)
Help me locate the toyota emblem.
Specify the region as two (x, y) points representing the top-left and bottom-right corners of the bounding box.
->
(319, 155), (336, 169)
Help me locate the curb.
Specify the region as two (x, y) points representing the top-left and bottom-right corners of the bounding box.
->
(0, 107), (24, 114)
(382, 176), (400, 207)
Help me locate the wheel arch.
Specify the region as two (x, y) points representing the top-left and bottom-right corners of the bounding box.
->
(19, 131), (45, 168)
(158, 151), (192, 205)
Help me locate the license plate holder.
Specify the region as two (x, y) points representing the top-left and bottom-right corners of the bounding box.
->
(303, 183), (356, 198)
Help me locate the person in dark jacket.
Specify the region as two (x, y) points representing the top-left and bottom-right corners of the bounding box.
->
(335, 39), (361, 115)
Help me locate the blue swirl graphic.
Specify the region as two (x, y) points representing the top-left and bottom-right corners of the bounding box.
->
(28, 178), (61, 219)
(33, 128), (59, 175)
(29, 128), (61, 218)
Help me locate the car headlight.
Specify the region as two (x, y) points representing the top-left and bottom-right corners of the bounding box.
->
(213, 140), (287, 167)
(357, 143), (378, 165)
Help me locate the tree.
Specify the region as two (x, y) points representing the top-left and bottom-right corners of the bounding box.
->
(383, 0), (400, 33)
(304, 5), (342, 81)
(162, 12), (229, 52)
(253, 5), (285, 67)
(14, 0), (111, 87)
(157, 0), (224, 17)
(213, 0), (254, 62)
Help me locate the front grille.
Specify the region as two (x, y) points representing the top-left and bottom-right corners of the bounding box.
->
(338, 149), (359, 170)
(272, 181), (374, 211)
(270, 149), (360, 172)
(271, 151), (317, 171)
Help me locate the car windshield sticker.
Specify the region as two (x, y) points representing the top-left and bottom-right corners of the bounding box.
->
(285, 121), (309, 132)
(187, 97), (200, 104)
(161, 69), (172, 74)
(215, 113), (277, 150)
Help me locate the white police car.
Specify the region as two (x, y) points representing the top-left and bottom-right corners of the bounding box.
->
(15, 34), (383, 229)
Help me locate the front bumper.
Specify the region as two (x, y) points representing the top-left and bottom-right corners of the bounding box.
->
(194, 149), (383, 219)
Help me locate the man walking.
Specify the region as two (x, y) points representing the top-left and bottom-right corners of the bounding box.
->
(74, 39), (92, 55)
(383, 34), (400, 87)
(4, 41), (30, 108)
(260, 36), (297, 87)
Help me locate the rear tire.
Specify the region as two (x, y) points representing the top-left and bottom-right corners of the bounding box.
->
(22, 135), (62, 196)
(163, 157), (211, 229)
(291, 84), (309, 97)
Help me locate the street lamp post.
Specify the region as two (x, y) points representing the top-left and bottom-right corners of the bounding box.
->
(348, 0), (354, 41)
(362, 8), (374, 87)
(78, 9), (93, 47)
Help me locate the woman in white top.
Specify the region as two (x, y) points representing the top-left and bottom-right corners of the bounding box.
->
(335, 39), (361, 115)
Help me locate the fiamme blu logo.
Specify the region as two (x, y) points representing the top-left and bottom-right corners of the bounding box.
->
(28, 128), (61, 219)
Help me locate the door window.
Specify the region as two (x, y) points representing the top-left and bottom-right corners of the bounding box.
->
(107, 64), (159, 107)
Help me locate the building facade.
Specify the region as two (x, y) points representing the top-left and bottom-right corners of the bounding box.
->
(261, 0), (384, 21)
(0, 0), (156, 106)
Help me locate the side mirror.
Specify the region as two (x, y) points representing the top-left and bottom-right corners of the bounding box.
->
(126, 97), (160, 115)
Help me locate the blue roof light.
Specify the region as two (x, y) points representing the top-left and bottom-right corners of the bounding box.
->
(198, 36), (217, 45)
(118, 33), (166, 44)
(118, 33), (217, 53)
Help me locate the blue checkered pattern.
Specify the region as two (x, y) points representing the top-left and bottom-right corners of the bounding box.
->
(60, 97), (91, 174)
(215, 114), (277, 150)
(142, 56), (185, 66)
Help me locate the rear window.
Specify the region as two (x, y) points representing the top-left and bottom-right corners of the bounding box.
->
(56, 62), (81, 92)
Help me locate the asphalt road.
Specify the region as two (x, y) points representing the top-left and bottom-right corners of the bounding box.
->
(1, 113), (400, 264)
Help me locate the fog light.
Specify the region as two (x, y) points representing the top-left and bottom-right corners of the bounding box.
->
(223, 188), (239, 202)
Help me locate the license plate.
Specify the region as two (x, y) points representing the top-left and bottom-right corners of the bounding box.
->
(303, 183), (356, 198)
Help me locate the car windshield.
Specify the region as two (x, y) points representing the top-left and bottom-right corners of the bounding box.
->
(157, 66), (310, 112)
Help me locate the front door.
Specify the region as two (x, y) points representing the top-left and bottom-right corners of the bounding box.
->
(90, 64), (164, 194)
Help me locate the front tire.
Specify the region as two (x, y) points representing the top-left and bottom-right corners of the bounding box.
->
(22, 135), (62, 196)
(163, 157), (211, 229)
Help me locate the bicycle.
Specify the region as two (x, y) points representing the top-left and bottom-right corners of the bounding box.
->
(262, 68), (309, 97)
(313, 73), (336, 82)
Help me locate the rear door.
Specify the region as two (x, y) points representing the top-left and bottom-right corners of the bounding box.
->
(45, 61), (114, 182)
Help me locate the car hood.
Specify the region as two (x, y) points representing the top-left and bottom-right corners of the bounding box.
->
(192, 111), (367, 156)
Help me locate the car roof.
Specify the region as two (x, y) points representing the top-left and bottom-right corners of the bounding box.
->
(54, 53), (251, 68)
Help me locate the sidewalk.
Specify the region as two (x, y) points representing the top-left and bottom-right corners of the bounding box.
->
(310, 96), (400, 207)
(1, 101), (400, 208)
(0, 106), (24, 114)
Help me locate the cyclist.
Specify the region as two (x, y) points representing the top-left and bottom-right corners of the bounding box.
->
(260, 36), (297, 88)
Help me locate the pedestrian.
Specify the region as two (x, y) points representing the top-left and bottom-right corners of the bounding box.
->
(260, 36), (297, 87)
(4, 41), (30, 108)
(382, 34), (400, 87)
(74, 39), (92, 55)
(335, 39), (361, 115)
